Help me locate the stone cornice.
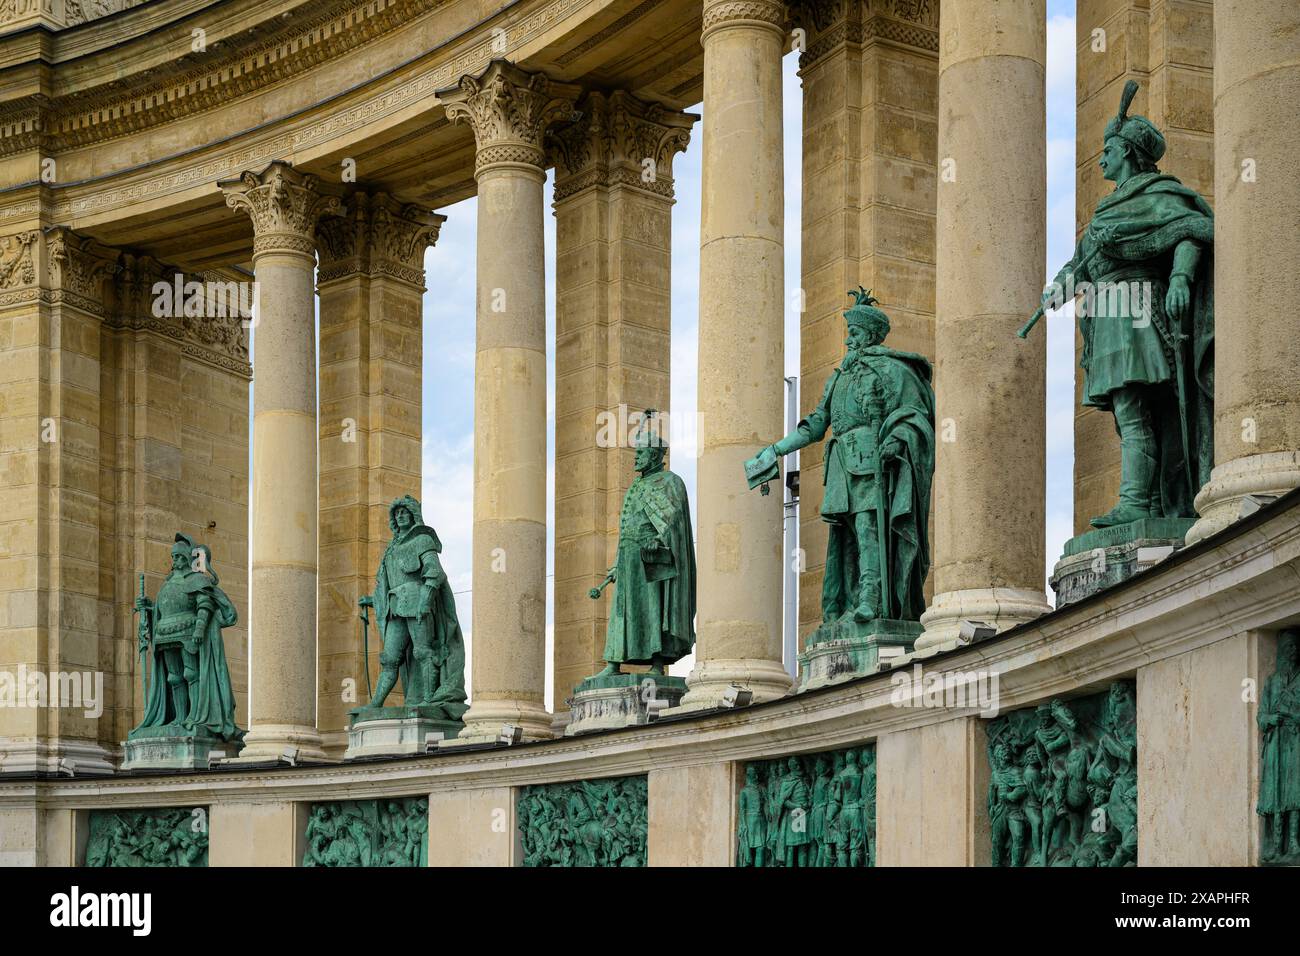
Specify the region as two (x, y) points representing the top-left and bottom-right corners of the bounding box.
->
(316, 191), (445, 287)
(439, 60), (581, 174)
(550, 90), (696, 203)
(220, 161), (342, 258)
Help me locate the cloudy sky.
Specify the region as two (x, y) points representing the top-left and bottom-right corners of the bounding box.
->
(418, 1), (1081, 709)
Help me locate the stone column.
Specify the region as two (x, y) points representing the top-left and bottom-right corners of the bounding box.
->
(440, 62), (580, 742)
(916, 0), (1052, 653)
(791, 0), (940, 644)
(222, 161), (340, 762)
(316, 193), (443, 755)
(549, 91), (695, 720)
(1186, 0), (1300, 544)
(681, 0), (794, 710)
(0, 227), (118, 775)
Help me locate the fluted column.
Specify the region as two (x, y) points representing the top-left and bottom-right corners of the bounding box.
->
(222, 162), (340, 761)
(440, 61), (580, 742)
(1186, 0), (1300, 544)
(916, 0), (1052, 653)
(680, 0), (794, 709)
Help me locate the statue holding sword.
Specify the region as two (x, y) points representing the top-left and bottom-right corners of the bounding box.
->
(1021, 80), (1214, 529)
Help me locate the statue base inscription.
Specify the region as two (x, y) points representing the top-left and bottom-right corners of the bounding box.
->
(344, 707), (461, 760)
(121, 732), (239, 771)
(1051, 517), (1195, 607)
(564, 673), (688, 736)
(799, 618), (923, 691)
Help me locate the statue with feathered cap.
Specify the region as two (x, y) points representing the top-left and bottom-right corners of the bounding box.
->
(587, 410), (696, 677)
(356, 495), (467, 721)
(747, 289), (935, 627)
(1039, 80), (1214, 528)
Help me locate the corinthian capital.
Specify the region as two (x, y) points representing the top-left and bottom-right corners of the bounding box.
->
(439, 60), (581, 174)
(317, 192), (446, 287)
(551, 91), (697, 202)
(701, 0), (788, 39)
(220, 161), (342, 258)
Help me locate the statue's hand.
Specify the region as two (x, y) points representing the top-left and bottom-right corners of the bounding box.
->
(1165, 274), (1191, 321)
(1040, 280), (1065, 312)
(881, 438), (904, 462)
(358, 595), (374, 609)
(1088, 222), (1117, 247)
(134, 595), (152, 612)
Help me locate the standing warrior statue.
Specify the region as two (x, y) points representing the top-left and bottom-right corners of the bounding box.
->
(1029, 80), (1214, 528)
(746, 289), (935, 625)
(587, 411), (696, 677)
(356, 496), (467, 722)
(130, 533), (243, 744)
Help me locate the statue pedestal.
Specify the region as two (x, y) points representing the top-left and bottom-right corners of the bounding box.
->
(121, 730), (240, 771)
(798, 618), (922, 691)
(564, 673), (688, 736)
(343, 706), (461, 760)
(1050, 517), (1195, 607)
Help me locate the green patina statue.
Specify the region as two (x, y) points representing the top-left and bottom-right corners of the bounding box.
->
(987, 681), (1137, 867)
(587, 411), (695, 678)
(301, 798), (428, 867)
(129, 533), (243, 745)
(517, 776), (647, 867)
(1259, 630), (1300, 865)
(1035, 80), (1214, 528)
(747, 289), (934, 627)
(355, 496), (467, 722)
(85, 808), (208, 867)
(738, 745), (876, 867)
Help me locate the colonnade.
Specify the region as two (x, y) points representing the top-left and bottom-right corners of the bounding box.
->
(212, 0), (1300, 751)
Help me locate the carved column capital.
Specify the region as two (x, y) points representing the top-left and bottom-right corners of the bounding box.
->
(220, 161), (342, 259)
(45, 226), (120, 317)
(439, 60), (581, 175)
(788, 0), (938, 67)
(701, 0), (789, 41)
(551, 91), (697, 203)
(316, 192), (445, 287)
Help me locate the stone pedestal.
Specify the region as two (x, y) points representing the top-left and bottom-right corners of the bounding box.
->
(121, 733), (240, 771)
(798, 619), (922, 691)
(1050, 517), (1194, 606)
(564, 673), (687, 736)
(343, 709), (461, 760)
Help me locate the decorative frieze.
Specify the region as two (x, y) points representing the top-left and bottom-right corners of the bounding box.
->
(517, 776), (648, 867)
(221, 161), (342, 258)
(737, 744), (876, 867)
(84, 807), (209, 867)
(986, 681), (1138, 867)
(316, 192), (444, 287)
(549, 91), (696, 203)
(439, 61), (580, 173)
(302, 797), (429, 866)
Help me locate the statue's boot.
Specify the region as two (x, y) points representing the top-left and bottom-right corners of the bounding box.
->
(592, 662), (620, 679)
(1091, 447), (1157, 528)
(368, 668), (399, 709)
(853, 581), (882, 624)
(647, 656), (666, 676)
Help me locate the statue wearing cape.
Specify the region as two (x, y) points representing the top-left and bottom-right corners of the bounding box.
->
(362, 495), (468, 721)
(749, 290), (934, 626)
(588, 412), (696, 675)
(1046, 81), (1214, 527)
(130, 533), (244, 743)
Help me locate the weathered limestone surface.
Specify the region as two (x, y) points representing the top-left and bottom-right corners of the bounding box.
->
(209, 801), (308, 866)
(1186, 0), (1300, 543)
(223, 161), (340, 763)
(427, 787), (515, 866)
(316, 193), (442, 754)
(683, 0), (794, 710)
(550, 92), (694, 716)
(918, 0), (1052, 652)
(1137, 630), (1263, 865)
(440, 62), (580, 742)
(647, 762), (735, 866)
